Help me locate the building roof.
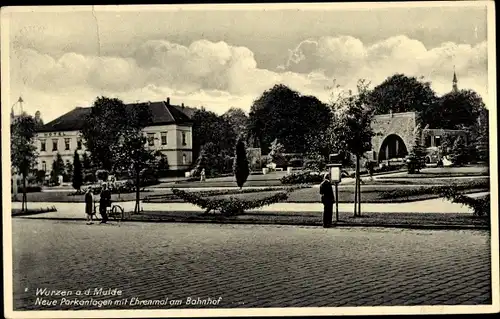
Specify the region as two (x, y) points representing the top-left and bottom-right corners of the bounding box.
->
(38, 100), (195, 132)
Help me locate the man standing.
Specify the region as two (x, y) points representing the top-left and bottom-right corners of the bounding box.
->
(99, 183), (111, 224)
(319, 173), (335, 228)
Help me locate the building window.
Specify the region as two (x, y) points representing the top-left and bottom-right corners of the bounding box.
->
(434, 136), (441, 147)
(182, 154), (187, 165)
(147, 133), (155, 146)
(425, 135), (432, 147)
(64, 138), (71, 151)
(77, 138), (82, 150)
(52, 139), (58, 151)
(161, 132), (167, 145)
(42, 161), (46, 171)
(40, 140), (46, 152)
(182, 132), (187, 146)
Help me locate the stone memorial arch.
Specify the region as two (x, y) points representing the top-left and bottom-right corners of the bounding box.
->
(370, 112), (418, 163)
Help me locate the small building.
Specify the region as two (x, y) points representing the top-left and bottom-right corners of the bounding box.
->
(34, 98), (195, 175)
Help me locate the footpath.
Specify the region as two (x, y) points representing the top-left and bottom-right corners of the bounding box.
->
(10, 193), (490, 230)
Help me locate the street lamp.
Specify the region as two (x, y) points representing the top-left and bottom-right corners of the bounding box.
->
(327, 153), (342, 223)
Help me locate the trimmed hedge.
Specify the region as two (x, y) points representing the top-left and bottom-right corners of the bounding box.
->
(281, 171), (323, 185)
(172, 188), (289, 216)
(380, 179), (490, 200)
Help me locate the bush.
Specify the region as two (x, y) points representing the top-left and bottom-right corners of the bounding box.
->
(84, 172), (97, 184)
(289, 158), (303, 168)
(172, 188), (289, 216)
(96, 169), (109, 181)
(280, 171), (323, 185)
(439, 188), (490, 217)
(24, 186), (42, 193)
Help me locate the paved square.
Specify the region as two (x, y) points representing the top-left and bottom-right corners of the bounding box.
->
(11, 219), (492, 310)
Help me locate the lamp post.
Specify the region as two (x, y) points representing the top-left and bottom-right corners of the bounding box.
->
(327, 153), (342, 223)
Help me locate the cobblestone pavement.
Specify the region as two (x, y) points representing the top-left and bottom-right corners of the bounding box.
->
(11, 219), (492, 310)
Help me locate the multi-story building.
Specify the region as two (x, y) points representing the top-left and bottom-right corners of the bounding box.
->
(34, 98), (196, 175)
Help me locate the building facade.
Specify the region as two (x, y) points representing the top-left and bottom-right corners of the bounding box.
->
(34, 98), (195, 175)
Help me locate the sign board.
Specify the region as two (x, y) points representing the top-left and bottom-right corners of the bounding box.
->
(330, 166), (341, 183)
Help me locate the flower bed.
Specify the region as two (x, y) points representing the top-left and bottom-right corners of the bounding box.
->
(280, 171), (323, 185)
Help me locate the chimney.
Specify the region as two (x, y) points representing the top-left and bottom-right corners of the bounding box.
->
(181, 103), (185, 108)
(166, 97), (170, 105)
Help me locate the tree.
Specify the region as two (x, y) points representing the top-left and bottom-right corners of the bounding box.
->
(407, 125), (426, 173)
(72, 151), (83, 191)
(475, 109), (489, 163)
(82, 152), (92, 170)
(191, 109), (237, 168)
(368, 74), (438, 115)
(223, 107), (249, 139)
(81, 97), (149, 171)
(425, 89), (486, 129)
(248, 84), (332, 154)
(11, 114), (37, 211)
(50, 153), (65, 185)
(113, 103), (154, 213)
(64, 160), (73, 182)
(449, 136), (469, 166)
(329, 79), (375, 217)
(233, 137), (250, 189)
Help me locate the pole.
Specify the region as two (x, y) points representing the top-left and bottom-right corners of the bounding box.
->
(335, 182), (339, 222)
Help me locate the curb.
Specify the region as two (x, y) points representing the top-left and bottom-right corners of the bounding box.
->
(14, 216), (490, 230)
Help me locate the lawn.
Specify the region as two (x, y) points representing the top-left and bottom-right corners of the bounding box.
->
(377, 165), (490, 179)
(132, 210), (490, 228)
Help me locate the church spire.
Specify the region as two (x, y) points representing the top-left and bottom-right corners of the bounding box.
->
(452, 66), (458, 92)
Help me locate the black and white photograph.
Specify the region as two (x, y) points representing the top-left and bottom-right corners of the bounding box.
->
(2, 2), (498, 317)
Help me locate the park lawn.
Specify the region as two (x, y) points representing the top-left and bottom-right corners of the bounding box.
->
(132, 210), (490, 228)
(361, 176), (489, 186)
(377, 165), (489, 179)
(11, 191), (155, 203)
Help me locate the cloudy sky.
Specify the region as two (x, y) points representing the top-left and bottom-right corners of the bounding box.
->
(4, 3), (491, 122)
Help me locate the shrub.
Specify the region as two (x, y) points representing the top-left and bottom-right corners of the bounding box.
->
(95, 169), (109, 181)
(439, 187), (490, 217)
(280, 171), (323, 185)
(172, 188), (289, 216)
(289, 158), (303, 168)
(84, 172), (97, 184)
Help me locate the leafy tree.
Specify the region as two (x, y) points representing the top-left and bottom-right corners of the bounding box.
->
(82, 152), (92, 170)
(425, 90), (486, 129)
(223, 107), (249, 139)
(192, 109), (236, 166)
(449, 136), (469, 166)
(233, 137), (250, 189)
(475, 109), (489, 163)
(407, 125), (426, 173)
(113, 103), (154, 213)
(50, 153), (65, 185)
(248, 84), (331, 154)
(81, 97), (150, 171)
(64, 160), (73, 182)
(11, 114), (38, 211)
(368, 74), (438, 116)
(72, 150), (83, 191)
(329, 79), (375, 217)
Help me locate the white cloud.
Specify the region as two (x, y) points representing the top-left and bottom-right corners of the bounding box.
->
(9, 35), (489, 123)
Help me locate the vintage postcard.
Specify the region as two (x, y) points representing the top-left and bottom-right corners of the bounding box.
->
(2, 2), (498, 318)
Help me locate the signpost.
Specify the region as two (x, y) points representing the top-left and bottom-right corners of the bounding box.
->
(327, 153), (342, 223)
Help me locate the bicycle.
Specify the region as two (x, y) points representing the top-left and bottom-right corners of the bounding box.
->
(92, 202), (125, 221)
